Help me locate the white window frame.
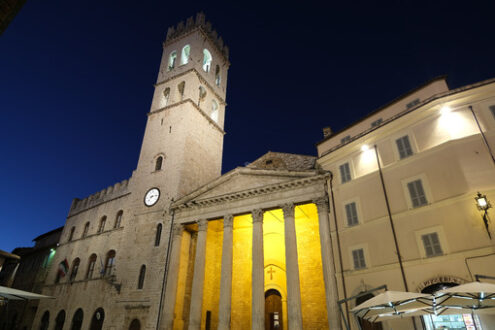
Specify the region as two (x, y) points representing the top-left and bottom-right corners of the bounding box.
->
(391, 130), (418, 161)
(342, 198), (363, 227)
(348, 244), (370, 270)
(338, 160), (354, 184)
(401, 174), (432, 209)
(415, 226), (449, 258)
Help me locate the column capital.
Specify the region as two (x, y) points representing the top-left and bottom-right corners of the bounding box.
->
(197, 219), (208, 232)
(252, 209), (264, 224)
(172, 224), (184, 236)
(224, 214), (233, 228)
(282, 202), (295, 217)
(314, 196), (329, 212)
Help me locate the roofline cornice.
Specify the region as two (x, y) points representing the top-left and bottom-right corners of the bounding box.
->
(171, 172), (328, 211)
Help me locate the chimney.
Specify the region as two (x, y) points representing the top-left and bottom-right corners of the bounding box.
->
(322, 126), (332, 138)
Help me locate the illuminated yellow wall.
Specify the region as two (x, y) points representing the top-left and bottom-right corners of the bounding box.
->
(174, 230), (195, 329)
(231, 214), (253, 329)
(201, 219), (223, 329)
(295, 203), (328, 329)
(263, 209), (288, 330)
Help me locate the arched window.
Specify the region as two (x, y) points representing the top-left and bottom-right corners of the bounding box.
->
(180, 44), (190, 65)
(211, 100), (219, 123)
(137, 265), (146, 289)
(155, 156), (163, 171)
(155, 223), (162, 246)
(167, 51), (177, 71)
(68, 226), (75, 242)
(178, 81), (185, 100)
(86, 254), (97, 279)
(129, 319), (141, 330)
(54, 310), (65, 330)
(71, 309), (83, 330)
(70, 258), (80, 282)
(104, 250), (116, 276)
(198, 86), (207, 106)
(202, 49), (212, 72)
(163, 87), (170, 106)
(82, 222), (90, 238)
(114, 210), (123, 228)
(40, 311), (50, 330)
(97, 216), (106, 233)
(215, 65), (221, 86)
(89, 308), (104, 330)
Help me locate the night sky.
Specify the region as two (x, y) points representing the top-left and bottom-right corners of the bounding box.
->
(1, 1), (494, 252)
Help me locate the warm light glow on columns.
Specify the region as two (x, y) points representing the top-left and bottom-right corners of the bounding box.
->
(251, 209), (265, 329)
(218, 215), (234, 330)
(188, 219), (208, 329)
(161, 224), (184, 330)
(282, 203), (303, 329)
(314, 197), (342, 330)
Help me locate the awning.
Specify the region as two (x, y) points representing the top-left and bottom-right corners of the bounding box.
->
(0, 285), (55, 301)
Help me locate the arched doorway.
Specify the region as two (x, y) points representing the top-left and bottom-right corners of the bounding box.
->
(71, 308), (83, 330)
(265, 289), (283, 330)
(89, 308), (105, 330)
(129, 319), (141, 330)
(54, 310), (65, 330)
(355, 293), (383, 330)
(40, 311), (50, 330)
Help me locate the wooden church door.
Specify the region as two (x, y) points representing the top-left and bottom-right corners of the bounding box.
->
(265, 289), (283, 330)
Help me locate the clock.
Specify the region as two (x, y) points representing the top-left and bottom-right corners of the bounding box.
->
(144, 188), (160, 206)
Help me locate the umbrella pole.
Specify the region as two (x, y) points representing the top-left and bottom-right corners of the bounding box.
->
(472, 311), (478, 330)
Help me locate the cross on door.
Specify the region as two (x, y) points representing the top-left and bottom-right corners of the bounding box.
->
(267, 267), (275, 280)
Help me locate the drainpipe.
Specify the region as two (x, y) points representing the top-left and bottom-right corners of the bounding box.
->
(156, 204), (176, 330)
(468, 106), (495, 167)
(327, 171), (350, 326)
(374, 145), (417, 330)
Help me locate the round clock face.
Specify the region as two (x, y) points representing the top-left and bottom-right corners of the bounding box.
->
(144, 188), (160, 206)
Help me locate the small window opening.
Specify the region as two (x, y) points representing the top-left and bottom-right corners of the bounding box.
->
(211, 99), (219, 123)
(178, 81), (185, 101)
(203, 49), (212, 72)
(215, 65), (221, 86)
(180, 45), (190, 65)
(168, 51), (177, 71)
(155, 156), (163, 171)
(163, 88), (170, 107)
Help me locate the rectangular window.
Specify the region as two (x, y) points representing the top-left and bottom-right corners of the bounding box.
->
(396, 135), (413, 159)
(489, 105), (495, 119)
(345, 202), (359, 226)
(339, 163), (351, 183)
(406, 98), (420, 109)
(371, 118), (383, 127)
(421, 233), (443, 257)
(407, 179), (428, 207)
(352, 249), (366, 269)
(340, 135), (351, 144)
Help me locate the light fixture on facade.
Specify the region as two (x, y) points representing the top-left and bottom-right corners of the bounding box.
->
(440, 105), (451, 115)
(361, 145), (369, 152)
(475, 192), (492, 239)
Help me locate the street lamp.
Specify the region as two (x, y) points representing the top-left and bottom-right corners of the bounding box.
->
(475, 192), (492, 239)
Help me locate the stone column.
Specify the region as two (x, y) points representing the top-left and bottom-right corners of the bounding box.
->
(161, 224), (184, 330)
(188, 219), (208, 330)
(314, 197), (342, 330)
(251, 209), (265, 330)
(218, 214), (234, 330)
(282, 203), (303, 329)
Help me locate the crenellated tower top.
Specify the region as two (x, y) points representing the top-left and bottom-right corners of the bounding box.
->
(164, 12), (229, 61)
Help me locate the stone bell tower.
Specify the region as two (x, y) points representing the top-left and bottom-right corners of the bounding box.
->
(133, 12), (230, 207)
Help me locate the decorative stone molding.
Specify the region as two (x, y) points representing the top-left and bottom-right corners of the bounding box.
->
(224, 214), (233, 228)
(313, 196), (329, 212)
(197, 219), (208, 232)
(281, 203), (295, 217)
(252, 209), (264, 223)
(173, 174), (327, 211)
(173, 224), (184, 236)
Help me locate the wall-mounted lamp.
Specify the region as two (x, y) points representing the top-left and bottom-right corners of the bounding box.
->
(475, 192), (492, 239)
(440, 105), (451, 115)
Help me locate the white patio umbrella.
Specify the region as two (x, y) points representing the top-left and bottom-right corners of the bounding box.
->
(351, 291), (434, 321)
(0, 285), (55, 301)
(436, 282), (495, 310)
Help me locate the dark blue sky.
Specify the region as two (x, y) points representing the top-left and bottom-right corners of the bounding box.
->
(1, 1), (494, 252)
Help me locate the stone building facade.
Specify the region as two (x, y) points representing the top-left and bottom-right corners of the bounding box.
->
(30, 13), (495, 330)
